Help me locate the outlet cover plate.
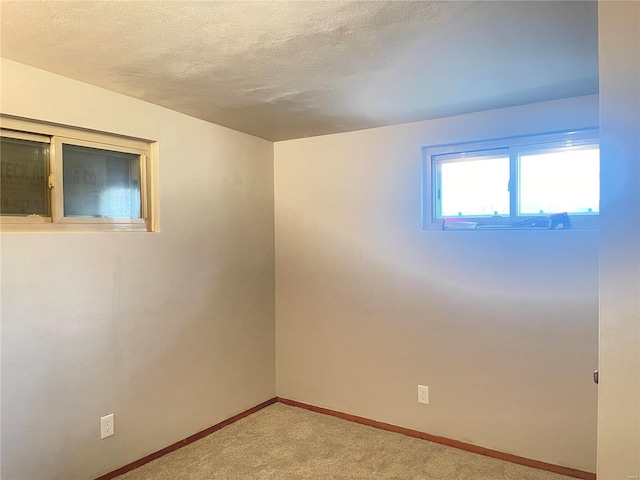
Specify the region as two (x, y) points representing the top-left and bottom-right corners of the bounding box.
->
(101, 413), (114, 439)
(418, 385), (429, 405)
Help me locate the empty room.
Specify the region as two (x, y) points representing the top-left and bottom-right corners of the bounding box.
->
(0, 1), (638, 480)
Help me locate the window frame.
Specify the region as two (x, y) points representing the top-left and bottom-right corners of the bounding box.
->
(0, 116), (157, 232)
(422, 128), (600, 231)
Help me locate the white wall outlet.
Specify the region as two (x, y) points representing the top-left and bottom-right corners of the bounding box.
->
(101, 413), (114, 439)
(418, 385), (429, 405)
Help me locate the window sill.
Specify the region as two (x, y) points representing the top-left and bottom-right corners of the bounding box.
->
(0, 221), (151, 233)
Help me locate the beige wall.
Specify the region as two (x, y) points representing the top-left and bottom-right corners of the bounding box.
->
(275, 95), (600, 472)
(597, 2), (640, 479)
(0, 58), (275, 480)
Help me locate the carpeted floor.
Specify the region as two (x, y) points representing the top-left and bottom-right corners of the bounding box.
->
(116, 403), (576, 480)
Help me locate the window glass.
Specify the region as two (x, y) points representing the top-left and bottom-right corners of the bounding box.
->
(438, 153), (510, 217)
(518, 145), (599, 215)
(63, 144), (141, 218)
(424, 129), (599, 230)
(0, 137), (49, 216)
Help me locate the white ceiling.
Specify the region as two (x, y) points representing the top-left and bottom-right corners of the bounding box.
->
(0, 1), (598, 141)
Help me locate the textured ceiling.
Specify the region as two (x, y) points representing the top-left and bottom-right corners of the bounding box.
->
(0, 1), (598, 141)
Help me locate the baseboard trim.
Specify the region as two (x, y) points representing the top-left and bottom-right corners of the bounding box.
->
(276, 397), (596, 480)
(95, 396), (595, 480)
(94, 398), (277, 480)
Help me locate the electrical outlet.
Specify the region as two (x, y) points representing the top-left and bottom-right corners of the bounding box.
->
(101, 414), (114, 439)
(418, 385), (429, 405)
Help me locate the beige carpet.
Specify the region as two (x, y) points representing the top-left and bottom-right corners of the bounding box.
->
(116, 403), (577, 480)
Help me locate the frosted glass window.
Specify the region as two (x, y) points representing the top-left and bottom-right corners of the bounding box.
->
(63, 144), (141, 218)
(438, 153), (510, 217)
(519, 146), (599, 215)
(0, 137), (49, 216)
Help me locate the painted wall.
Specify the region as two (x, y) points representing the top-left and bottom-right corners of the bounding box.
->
(275, 95), (599, 472)
(597, 2), (640, 479)
(0, 58), (275, 480)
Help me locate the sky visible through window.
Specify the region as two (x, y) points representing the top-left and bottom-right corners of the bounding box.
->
(439, 146), (599, 218)
(519, 146), (599, 215)
(440, 155), (509, 217)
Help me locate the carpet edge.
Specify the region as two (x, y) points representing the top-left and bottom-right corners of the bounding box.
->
(276, 397), (596, 480)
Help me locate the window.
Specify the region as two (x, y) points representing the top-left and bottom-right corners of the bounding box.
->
(422, 128), (599, 230)
(1, 116), (157, 232)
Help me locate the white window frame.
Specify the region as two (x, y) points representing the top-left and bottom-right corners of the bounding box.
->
(0, 116), (158, 232)
(422, 128), (599, 231)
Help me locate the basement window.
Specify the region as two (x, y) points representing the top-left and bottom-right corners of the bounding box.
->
(1, 116), (156, 232)
(422, 128), (599, 230)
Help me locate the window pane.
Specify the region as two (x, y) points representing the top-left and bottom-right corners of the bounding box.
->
(0, 137), (49, 216)
(438, 154), (510, 217)
(519, 146), (599, 215)
(63, 144), (141, 218)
